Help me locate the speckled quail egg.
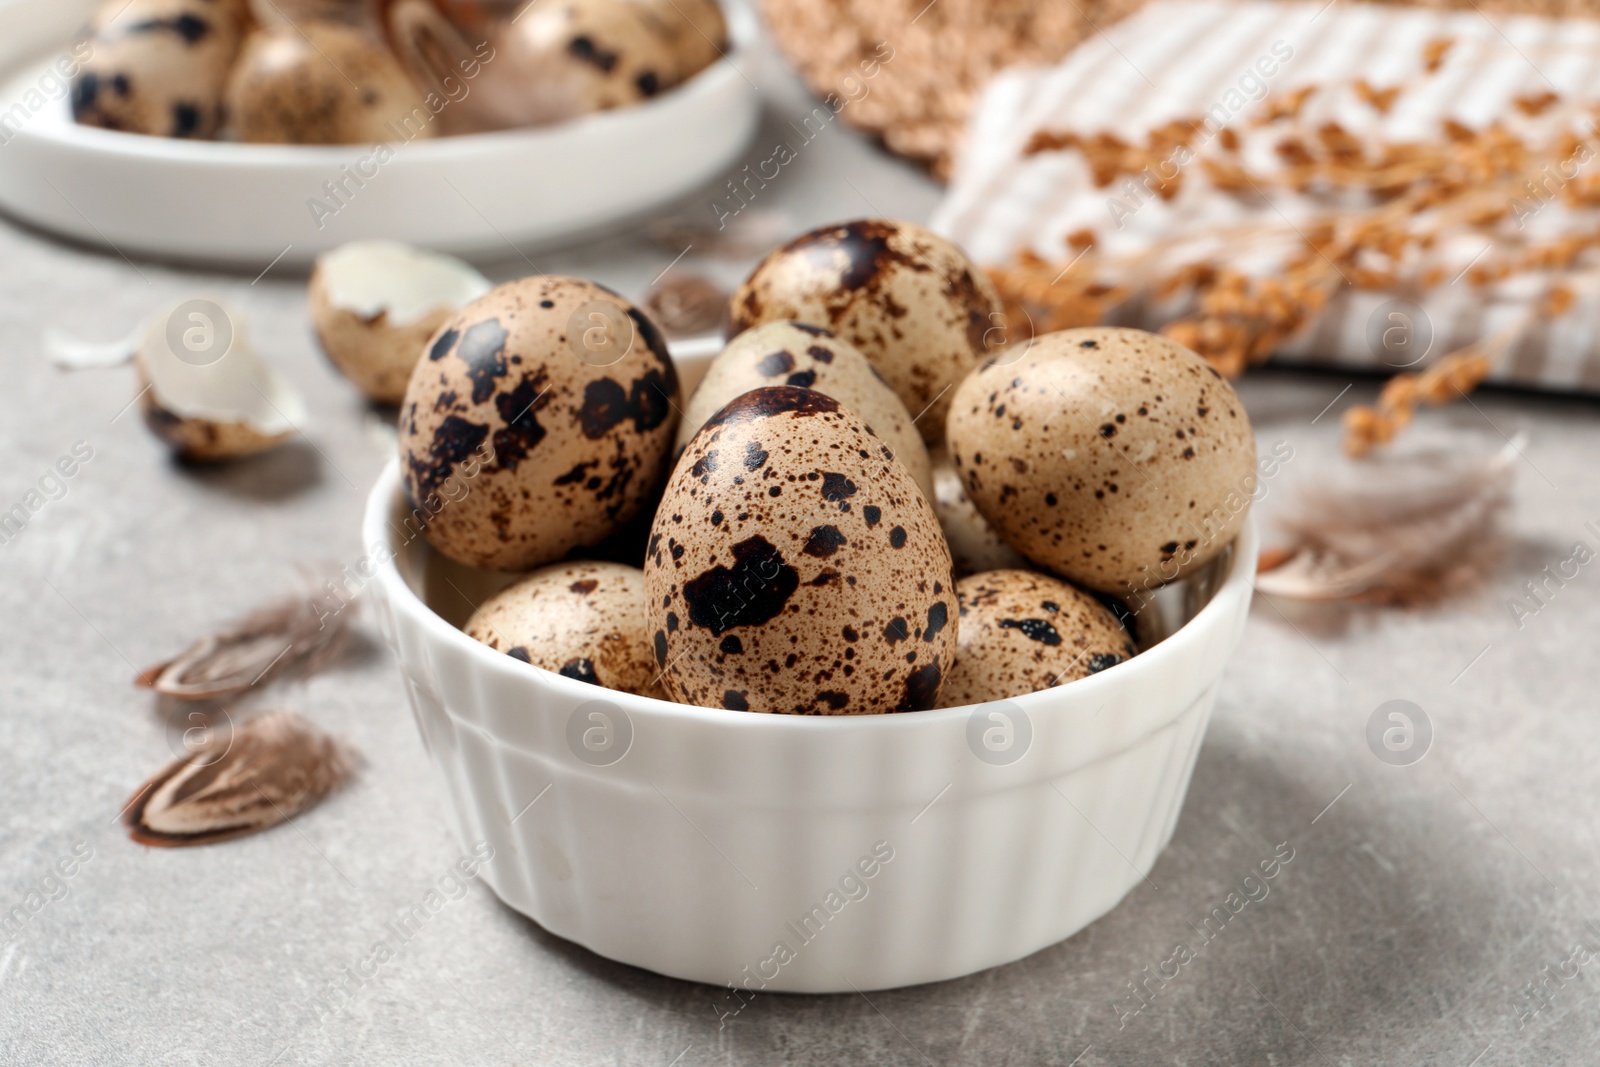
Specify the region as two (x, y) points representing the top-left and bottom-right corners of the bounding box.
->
(135, 298), (307, 462)
(646, 385), (956, 715)
(309, 241), (491, 405)
(727, 219), (1002, 446)
(464, 561), (666, 699)
(71, 0), (250, 138)
(937, 570), (1136, 708)
(929, 446), (1027, 577)
(945, 327), (1257, 596)
(398, 275), (680, 571)
(227, 21), (431, 144)
(623, 0), (727, 80)
(488, 0), (682, 126)
(676, 321), (933, 500)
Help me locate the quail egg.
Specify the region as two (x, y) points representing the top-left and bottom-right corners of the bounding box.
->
(937, 569), (1135, 707)
(465, 561), (665, 698)
(309, 241), (491, 405)
(624, 0), (727, 80)
(398, 276), (680, 571)
(727, 218), (1002, 446)
(71, 0), (249, 138)
(677, 320), (933, 500)
(646, 385), (956, 715)
(227, 21), (431, 144)
(930, 447), (1027, 577)
(945, 327), (1257, 596)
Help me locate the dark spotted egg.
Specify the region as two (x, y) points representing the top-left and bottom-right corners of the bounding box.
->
(946, 327), (1257, 597)
(646, 386), (956, 715)
(497, 0), (681, 124)
(465, 561), (665, 699)
(677, 321), (933, 500)
(727, 219), (1003, 446)
(398, 276), (680, 571)
(937, 570), (1135, 708)
(71, 0), (249, 138)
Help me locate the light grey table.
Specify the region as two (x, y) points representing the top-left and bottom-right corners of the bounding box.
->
(4, 23), (1600, 1067)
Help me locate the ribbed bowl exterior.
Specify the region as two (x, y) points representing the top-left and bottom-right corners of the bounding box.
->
(364, 461), (1257, 992)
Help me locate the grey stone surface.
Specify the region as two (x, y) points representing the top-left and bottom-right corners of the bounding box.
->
(4, 21), (1600, 1067)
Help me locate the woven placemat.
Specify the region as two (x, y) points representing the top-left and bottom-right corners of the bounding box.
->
(762, 0), (1600, 178)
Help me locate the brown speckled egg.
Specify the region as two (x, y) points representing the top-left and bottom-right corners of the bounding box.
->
(646, 386), (956, 715)
(677, 321), (933, 500)
(465, 561), (665, 699)
(71, 0), (249, 138)
(227, 21), (430, 144)
(398, 276), (680, 571)
(930, 446), (1027, 577)
(494, 0), (681, 125)
(946, 326), (1257, 597)
(624, 0), (727, 80)
(727, 219), (1001, 446)
(937, 570), (1135, 708)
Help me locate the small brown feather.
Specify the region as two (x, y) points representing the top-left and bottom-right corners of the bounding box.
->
(137, 574), (352, 700)
(123, 710), (356, 847)
(1255, 439), (1517, 605)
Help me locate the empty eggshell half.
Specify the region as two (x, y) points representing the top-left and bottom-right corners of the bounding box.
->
(464, 560), (666, 699)
(309, 241), (491, 404)
(136, 299), (307, 461)
(937, 569), (1136, 708)
(676, 321), (934, 500)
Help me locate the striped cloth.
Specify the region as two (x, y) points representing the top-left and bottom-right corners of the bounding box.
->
(931, 0), (1600, 391)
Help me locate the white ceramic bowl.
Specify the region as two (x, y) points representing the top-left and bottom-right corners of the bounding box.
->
(0, 0), (759, 266)
(361, 390), (1257, 993)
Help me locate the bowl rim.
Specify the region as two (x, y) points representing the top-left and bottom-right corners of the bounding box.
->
(363, 457), (1260, 734)
(2, 0), (758, 161)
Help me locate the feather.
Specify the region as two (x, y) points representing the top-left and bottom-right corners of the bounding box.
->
(1254, 437), (1518, 605)
(122, 710), (357, 847)
(136, 573), (352, 700)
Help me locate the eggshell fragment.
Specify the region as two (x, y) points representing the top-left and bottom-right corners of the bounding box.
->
(727, 218), (1001, 445)
(136, 299), (306, 461)
(227, 21), (430, 144)
(71, 0), (250, 138)
(464, 561), (665, 699)
(946, 326), (1257, 596)
(937, 570), (1136, 708)
(929, 447), (1027, 577)
(309, 241), (491, 405)
(646, 385), (956, 715)
(398, 276), (680, 571)
(676, 320), (933, 500)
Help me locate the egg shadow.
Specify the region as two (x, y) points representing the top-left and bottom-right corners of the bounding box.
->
(174, 439), (323, 502)
(476, 726), (1515, 1066)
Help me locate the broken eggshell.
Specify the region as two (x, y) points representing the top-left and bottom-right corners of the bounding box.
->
(137, 298), (308, 461)
(309, 241), (491, 404)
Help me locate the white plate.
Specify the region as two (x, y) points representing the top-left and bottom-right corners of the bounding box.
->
(0, 0), (760, 266)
